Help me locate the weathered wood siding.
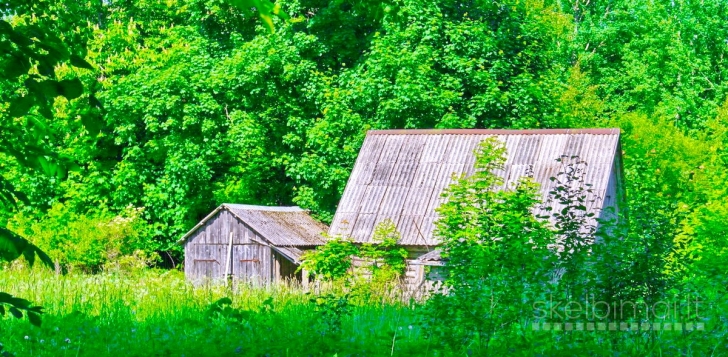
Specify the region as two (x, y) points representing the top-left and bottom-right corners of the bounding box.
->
(273, 251), (302, 282)
(184, 210), (302, 283)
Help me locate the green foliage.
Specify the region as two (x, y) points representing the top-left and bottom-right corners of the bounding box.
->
(301, 220), (408, 287)
(311, 292), (352, 335)
(0, 228), (49, 329)
(425, 137), (555, 349)
(6, 203), (153, 273)
(0, 292), (43, 328)
(359, 219), (409, 280)
(2, 0), (728, 353)
(204, 296), (274, 325)
(300, 236), (359, 281)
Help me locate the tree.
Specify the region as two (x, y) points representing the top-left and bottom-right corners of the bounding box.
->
(425, 138), (555, 351)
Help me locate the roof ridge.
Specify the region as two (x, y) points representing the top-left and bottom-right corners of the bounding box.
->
(223, 204), (304, 212)
(366, 128), (620, 135)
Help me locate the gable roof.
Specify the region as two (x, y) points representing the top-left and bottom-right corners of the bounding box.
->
(329, 128), (622, 246)
(179, 204), (328, 246)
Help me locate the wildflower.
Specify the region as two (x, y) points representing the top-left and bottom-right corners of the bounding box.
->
(24, 336), (29, 340)
(408, 325), (413, 330)
(40, 340), (45, 344)
(65, 338), (71, 344)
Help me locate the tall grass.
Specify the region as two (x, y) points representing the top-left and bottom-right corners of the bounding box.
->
(2, 268), (724, 356)
(0, 268), (429, 357)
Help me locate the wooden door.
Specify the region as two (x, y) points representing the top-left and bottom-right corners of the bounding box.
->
(233, 244), (261, 283)
(191, 244), (224, 281)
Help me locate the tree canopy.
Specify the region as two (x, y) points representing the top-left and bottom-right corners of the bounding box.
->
(0, 0), (725, 278)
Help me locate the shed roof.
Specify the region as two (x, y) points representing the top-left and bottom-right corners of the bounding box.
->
(329, 128), (622, 246)
(180, 204), (328, 246)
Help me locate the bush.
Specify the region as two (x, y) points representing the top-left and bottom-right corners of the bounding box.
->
(424, 137), (556, 350)
(7, 203), (154, 272)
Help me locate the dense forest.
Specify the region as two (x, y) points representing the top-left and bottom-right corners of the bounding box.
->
(3, 0), (727, 268)
(2, 0), (728, 355)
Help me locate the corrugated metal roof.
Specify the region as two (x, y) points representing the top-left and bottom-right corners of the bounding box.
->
(330, 129), (622, 245)
(179, 204), (328, 246)
(271, 246), (305, 264)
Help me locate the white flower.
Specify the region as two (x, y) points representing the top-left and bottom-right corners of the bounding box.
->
(40, 340), (45, 343)
(64, 338), (71, 344)
(24, 336), (29, 340)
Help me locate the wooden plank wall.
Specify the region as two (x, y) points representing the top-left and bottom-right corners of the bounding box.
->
(273, 250), (301, 282)
(184, 209), (301, 284)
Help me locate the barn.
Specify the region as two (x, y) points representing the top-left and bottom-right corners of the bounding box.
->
(179, 204), (327, 283)
(329, 128), (624, 290)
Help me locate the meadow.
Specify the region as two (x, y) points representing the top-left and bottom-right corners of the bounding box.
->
(3, 1), (728, 355)
(0, 268), (428, 357)
(1, 266), (725, 357)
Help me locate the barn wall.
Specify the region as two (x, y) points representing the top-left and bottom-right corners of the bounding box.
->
(273, 251), (301, 282)
(184, 209), (301, 284)
(184, 210), (233, 282)
(597, 150), (625, 234)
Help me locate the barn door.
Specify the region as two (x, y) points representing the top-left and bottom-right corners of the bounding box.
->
(192, 245), (224, 281)
(233, 245), (262, 283)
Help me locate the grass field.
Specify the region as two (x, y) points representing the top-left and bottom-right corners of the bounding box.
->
(0, 269), (428, 357)
(1, 268), (725, 357)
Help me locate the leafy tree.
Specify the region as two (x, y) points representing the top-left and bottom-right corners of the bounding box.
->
(1, 0), (99, 330)
(425, 138), (555, 350)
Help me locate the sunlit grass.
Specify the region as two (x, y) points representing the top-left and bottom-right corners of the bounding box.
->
(0, 268), (429, 357)
(1, 268), (724, 356)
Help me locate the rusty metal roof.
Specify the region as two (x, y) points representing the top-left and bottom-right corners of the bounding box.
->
(329, 129), (622, 245)
(179, 204), (328, 246)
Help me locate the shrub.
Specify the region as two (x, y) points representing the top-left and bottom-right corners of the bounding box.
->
(300, 220), (408, 285)
(424, 137), (556, 350)
(7, 203), (153, 272)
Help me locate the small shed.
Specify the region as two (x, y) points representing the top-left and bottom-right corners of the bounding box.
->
(179, 204), (328, 283)
(329, 128), (625, 290)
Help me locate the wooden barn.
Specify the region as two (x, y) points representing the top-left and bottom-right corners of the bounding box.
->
(179, 204), (327, 283)
(329, 128), (625, 290)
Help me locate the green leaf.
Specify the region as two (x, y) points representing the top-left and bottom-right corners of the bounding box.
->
(89, 94), (103, 109)
(3, 53), (31, 78)
(0, 228), (25, 262)
(81, 114), (102, 136)
(9, 307), (22, 319)
(28, 311), (42, 327)
(36, 79), (61, 97)
(8, 96), (35, 117)
(0, 227), (53, 268)
(58, 78), (84, 100)
(70, 54), (94, 70)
